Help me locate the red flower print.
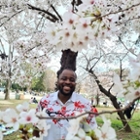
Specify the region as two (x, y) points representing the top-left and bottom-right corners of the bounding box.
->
(58, 106), (66, 116)
(40, 99), (50, 108)
(47, 107), (54, 112)
(74, 101), (85, 109)
(53, 119), (59, 124)
(61, 106), (66, 112)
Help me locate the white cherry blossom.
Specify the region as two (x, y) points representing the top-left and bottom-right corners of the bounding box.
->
(63, 12), (79, 29)
(73, 128), (92, 140)
(45, 23), (60, 46)
(82, 0), (95, 5)
(3, 109), (19, 131)
(94, 116), (117, 140)
(125, 87), (140, 102)
(19, 109), (39, 124)
(16, 101), (29, 112)
(35, 120), (51, 137)
(65, 111), (88, 140)
(65, 119), (80, 140)
(113, 73), (126, 97)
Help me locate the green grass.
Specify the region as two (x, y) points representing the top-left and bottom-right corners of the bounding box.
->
(96, 110), (140, 140)
(1, 99), (140, 140)
(0, 99), (37, 110)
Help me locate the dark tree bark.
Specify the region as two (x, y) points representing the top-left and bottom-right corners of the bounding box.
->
(4, 79), (11, 100)
(57, 49), (78, 78)
(87, 69), (132, 132)
(96, 92), (100, 106)
(111, 95), (132, 132)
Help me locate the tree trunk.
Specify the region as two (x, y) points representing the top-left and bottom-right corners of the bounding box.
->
(57, 49), (78, 78)
(96, 93), (100, 106)
(88, 70), (132, 132)
(4, 45), (12, 100)
(110, 95), (132, 132)
(4, 79), (11, 100)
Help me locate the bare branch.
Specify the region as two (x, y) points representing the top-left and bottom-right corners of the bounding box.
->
(27, 4), (59, 22)
(102, 2), (140, 19)
(118, 36), (136, 56)
(0, 10), (23, 27)
(37, 96), (140, 120)
(50, 4), (62, 22)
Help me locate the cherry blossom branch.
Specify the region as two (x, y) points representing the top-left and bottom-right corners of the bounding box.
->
(27, 4), (59, 22)
(0, 39), (6, 54)
(118, 36), (137, 56)
(90, 2), (140, 24)
(0, 10), (23, 27)
(102, 2), (140, 18)
(37, 96), (140, 120)
(71, 0), (82, 12)
(50, 4), (62, 22)
(117, 16), (140, 26)
(71, 0), (75, 12)
(116, 100), (139, 131)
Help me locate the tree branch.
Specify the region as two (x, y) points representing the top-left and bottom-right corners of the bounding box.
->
(37, 96), (140, 120)
(0, 10), (23, 27)
(27, 4), (59, 22)
(50, 4), (62, 22)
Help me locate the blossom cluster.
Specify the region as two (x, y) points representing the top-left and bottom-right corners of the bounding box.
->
(44, 0), (140, 52)
(113, 55), (140, 102)
(65, 112), (117, 140)
(0, 102), (117, 140)
(0, 102), (50, 140)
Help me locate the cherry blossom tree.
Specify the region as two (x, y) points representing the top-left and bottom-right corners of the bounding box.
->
(78, 34), (140, 132)
(0, 0), (139, 100)
(0, 0), (61, 99)
(0, 26), (52, 99)
(43, 69), (57, 92)
(0, 0), (140, 139)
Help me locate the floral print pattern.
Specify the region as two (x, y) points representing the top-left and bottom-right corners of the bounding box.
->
(37, 91), (97, 140)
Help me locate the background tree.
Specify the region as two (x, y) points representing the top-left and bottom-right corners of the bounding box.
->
(0, 0), (139, 134)
(77, 36), (140, 132)
(31, 72), (45, 92)
(43, 69), (56, 92)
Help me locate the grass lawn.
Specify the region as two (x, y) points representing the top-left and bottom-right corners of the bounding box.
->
(1, 99), (140, 140)
(0, 99), (37, 110)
